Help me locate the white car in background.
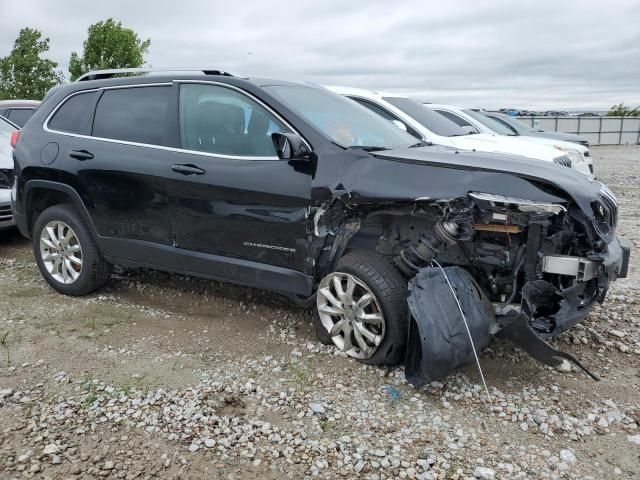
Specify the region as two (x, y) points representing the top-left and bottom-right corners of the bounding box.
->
(327, 86), (592, 178)
(425, 104), (593, 178)
(0, 115), (18, 230)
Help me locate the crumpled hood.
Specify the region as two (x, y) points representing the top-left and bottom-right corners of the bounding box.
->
(372, 145), (602, 213)
(448, 133), (564, 162)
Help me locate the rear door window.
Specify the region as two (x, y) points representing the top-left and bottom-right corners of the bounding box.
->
(48, 91), (97, 135)
(7, 109), (35, 127)
(92, 86), (171, 145)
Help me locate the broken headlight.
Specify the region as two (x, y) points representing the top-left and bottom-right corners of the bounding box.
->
(591, 186), (618, 239)
(468, 192), (566, 215)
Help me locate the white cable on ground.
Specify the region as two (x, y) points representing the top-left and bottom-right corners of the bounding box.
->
(431, 259), (493, 405)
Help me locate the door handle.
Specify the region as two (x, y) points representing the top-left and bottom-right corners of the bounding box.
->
(69, 149), (94, 161)
(171, 164), (206, 175)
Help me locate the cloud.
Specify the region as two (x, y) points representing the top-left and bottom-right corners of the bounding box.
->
(1, 0), (638, 109)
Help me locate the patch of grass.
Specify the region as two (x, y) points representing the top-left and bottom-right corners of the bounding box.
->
(83, 383), (98, 407)
(319, 419), (332, 432)
(7, 287), (42, 299)
(121, 384), (132, 397)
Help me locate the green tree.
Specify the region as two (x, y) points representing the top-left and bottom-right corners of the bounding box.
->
(0, 28), (63, 100)
(69, 18), (151, 81)
(606, 103), (640, 117)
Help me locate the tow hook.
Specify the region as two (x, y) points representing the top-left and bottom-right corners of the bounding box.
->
(497, 313), (599, 381)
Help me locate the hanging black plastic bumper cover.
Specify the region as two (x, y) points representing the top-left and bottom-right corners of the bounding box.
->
(405, 266), (495, 388)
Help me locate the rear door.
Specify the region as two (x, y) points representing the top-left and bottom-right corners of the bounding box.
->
(168, 82), (313, 273)
(51, 84), (178, 266)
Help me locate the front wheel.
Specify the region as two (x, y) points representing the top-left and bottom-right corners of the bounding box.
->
(313, 250), (408, 365)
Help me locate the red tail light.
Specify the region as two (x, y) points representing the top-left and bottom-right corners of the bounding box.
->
(10, 130), (20, 149)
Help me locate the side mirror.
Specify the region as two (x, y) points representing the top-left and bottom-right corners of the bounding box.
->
(271, 132), (311, 160)
(391, 119), (408, 132)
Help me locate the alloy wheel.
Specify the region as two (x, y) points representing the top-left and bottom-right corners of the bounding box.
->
(39, 221), (83, 284)
(316, 272), (385, 359)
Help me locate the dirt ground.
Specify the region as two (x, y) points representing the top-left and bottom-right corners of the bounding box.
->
(1, 146), (639, 480)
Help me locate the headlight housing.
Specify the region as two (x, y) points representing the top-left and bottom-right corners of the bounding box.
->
(554, 145), (585, 164)
(469, 192), (566, 214)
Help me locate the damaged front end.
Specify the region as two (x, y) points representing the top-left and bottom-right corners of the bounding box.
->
(308, 180), (630, 387)
(398, 188), (630, 386)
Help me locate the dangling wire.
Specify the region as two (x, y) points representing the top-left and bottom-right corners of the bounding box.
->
(430, 259), (493, 405)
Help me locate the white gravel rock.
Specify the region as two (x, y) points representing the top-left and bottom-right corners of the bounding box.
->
(473, 466), (496, 479)
(309, 402), (325, 414)
(560, 449), (577, 464)
(43, 443), (59, 455)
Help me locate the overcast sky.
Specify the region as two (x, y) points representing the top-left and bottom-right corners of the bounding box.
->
(1, 0), (638, 110)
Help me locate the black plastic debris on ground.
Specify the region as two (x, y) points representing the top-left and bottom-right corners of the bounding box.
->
(405, 266), (494, 388)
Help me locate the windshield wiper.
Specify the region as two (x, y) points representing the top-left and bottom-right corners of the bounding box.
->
(348, 145), (390, 152)
(409, 141), (433, 148)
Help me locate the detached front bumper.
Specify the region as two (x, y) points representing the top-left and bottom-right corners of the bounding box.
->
(529, 236), (630, 336)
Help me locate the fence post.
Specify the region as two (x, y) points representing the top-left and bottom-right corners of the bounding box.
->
(555, 116), (558, 132)
(598, 116), (602, 145)
(619, 117), (624, 145)
(577, 116), (581, 135)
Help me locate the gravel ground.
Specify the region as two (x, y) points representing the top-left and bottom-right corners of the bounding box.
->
(1, 146), (639, 480)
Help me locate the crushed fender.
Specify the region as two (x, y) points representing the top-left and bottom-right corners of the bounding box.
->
(405, 266), (494, 388)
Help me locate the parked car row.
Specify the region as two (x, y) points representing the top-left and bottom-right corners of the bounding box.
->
(498, 108), (601, 117)
(5, 68), (631, 385)
(328, 86), (593, 177)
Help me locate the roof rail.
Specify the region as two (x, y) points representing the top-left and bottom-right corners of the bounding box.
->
(75, 67), (241, 82)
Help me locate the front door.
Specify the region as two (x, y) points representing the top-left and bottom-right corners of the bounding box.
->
(168, 82), (313, 274)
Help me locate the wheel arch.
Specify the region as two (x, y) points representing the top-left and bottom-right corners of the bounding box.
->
(23, 180), (98, 238)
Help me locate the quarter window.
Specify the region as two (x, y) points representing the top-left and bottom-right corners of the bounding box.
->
(92, 86), (171, 145)
(49, 91), (97, 135)
(179, 83), (289, 157)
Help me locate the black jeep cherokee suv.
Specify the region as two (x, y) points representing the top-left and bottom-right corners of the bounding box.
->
(11, 69), (630, 381)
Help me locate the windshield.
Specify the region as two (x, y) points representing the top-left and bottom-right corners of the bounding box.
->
(491, 114), (536, 133)
(265, 86), (417, 149)
(383, 97), (469, 137)
(463, 109), (516, 135)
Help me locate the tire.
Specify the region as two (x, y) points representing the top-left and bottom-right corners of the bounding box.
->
(313, 249), (408, 365)
(32, 204), (111, 296)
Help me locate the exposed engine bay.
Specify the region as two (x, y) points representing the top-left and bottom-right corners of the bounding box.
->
(313, 187), (630, 386)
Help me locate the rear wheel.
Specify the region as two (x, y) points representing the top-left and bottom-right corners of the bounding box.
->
(32, 204), (111, 296)
(314, 250), (408, 365)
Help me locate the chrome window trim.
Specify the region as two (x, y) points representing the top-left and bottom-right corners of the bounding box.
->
(43, 80), (312, 161)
